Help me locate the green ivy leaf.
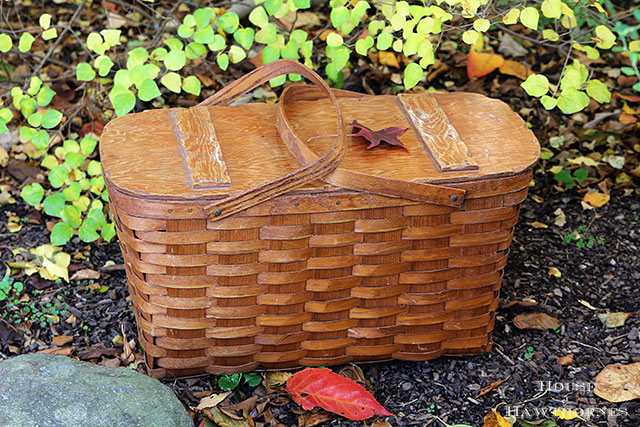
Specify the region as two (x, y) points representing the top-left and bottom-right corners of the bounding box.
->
(255, 23), (277, 44)
(234, 28), (255, 50)
(265, 0), (283, 16)
(217, 53), (229, 71)
(150, 47), (168, 61)
(228, 45), (247, 63)
(49, 165), (69, 188)
(218, 12), (240, 33)
(331, 6), (350, 28)
(20, 183), (45, 205)
(185, 42), (206, 59)
(355, 36), (374, 56)
(403, 62), (423, 89)
(126, 47), (149, 69)
(113, 70), (132, 88)
(43, 193), (66, 218)
(87, 160), (102, 176)
(280, 40), (299, 60)
(41, 155), (58, 170)
(95, 55), (114, 77)
(28, 76), (42, 96)
(87, 208), (107, 227)
(32, 130), (49, 150)
(65, 151), (85, 169)
(262, 45), (280, 63)
(101, 223), (116, 242)
(51, 222), (73, 246)
(137, 78), (161, 101)
(208, 34), (226, 52)
(377, 31), (393, 50)
(178, 24), (195, 39)
(249, 6), (269, 28)
(101, 189), (109, 203)
(557, 88), (590, 114)
(164, 38), (184, 51)
(194, 26), (215, 44)
(80, 136), (97, 157)
(27, 112), (42, 128)
(327, 46), (350, 69)
(326, 33), (344, 47)
(164, 50), (186, 71)
(194, 7), (213, 29)
(76, 63), (96, 81)
(62, 182), (82, 202)
(42, 109), (62, 129)
(540, 95), (557, 110)
(63, 139), (80, 154)
(520, 74), (549, 97)
(18, 33), (35, 52)
(109, 88), (136, 116)
(182, 76), (201, 96)
(61, 205), (82, 227)
(86, 32), (105, 54)
(0, 34), (12, 52)
(36, 86), (56, 106)
(78, 217), (100, 242)
(101, 29), (121, 48)
(73, 195), (90, 212)
(160, 72), (182, 93)
(585, 79), (611, 103)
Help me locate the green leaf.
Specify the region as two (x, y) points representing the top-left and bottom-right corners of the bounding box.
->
(255, 23), (277, 44)
(39, 13), (52, 29)
(41, 109), (62, 129)
(113, 70), (132, 88)
(127, 47), (149, 69)
(101, 29), (121, 48)
(26, 78), (40, 97)
(73, 196), (90, 212)
(280, 40), (299, 60)
(49, 165), (70, 188)
(520, 74), (549, 97)
(164, 38), (184, 51)
(234, 28), (255, 51)
(164, 50), (186, 71)
(42, 28), (57, 41)
(327, 46), (350, 69)
(573, 168), (588, 182)
(541, 0), (562, 19)
(86, 32), (104, 54)
(194, 7), (213, 29)
(110, 88), (136, 116)
(208, 34), (226, 52)
(557, 88), (590, 114)
(51, 222), (73, 246)
(0, 34), (12, 52)
(87, 208), (107, 227)
(249, 7), (269, 28)
(61, 205), (82, 227)
(292, 0), (310, 8)
(63, 139), (80, 154)
(331, 6), (350, 28)
(182, 76), (201, 96)
(0, 108), (12, 123)
(520, 7), (539, 30)
(585, 79), (611, 103)
(218, 374), (242, 391)
(32, 130), (49, 150)
(355, 36), (374, 56)
(244, 373), (262, 387)
(403, 62), (423, 89)
(377, 31), (393, 50)
(473, 18), (490, 32)
(18, 33), (35, 52)
(62, 182), (82, 202)
(65, 151), (85, 169)
(178, 24), (195, 39)
(27, 112), (42, 128)
(43, 193), (66, 218)
(87, 160), (102, 176)
(217, 53), (229, 71)
(228, 45), (247, 64)
(78, 217), (100, 242)
(185, 42), (206, 59)
(218, 12), (240, 34)
(101, 223), (116, 242)
(80, 136), (97, 156)
(137, 78), (161, 101)
(41, 155), (58, 170)
(36, 86), (56, 106)
(160, 72), (182, 93)
(326, 33), (344, 47)
(150, 47), (168, 61)
(101, 189), (109, 202)
(183, 14), (196, 28)
(20, 126), (35, 141)
(20, 183), (45, 205)
(76, 63), (96, 82)
(540, 95), (557, 110)
(595, 25), (616, 49)
(194, 26), (214, 44)
(95, 55), (114, 77)
(262, 45), (280, 63)
(265, 0), (283, 16)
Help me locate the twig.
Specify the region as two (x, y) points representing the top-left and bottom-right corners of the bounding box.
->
(29, 0), (87, 80)
(150, 0), (183, 47)
(494, 23), (567, 53)
(552, 38), (573, 97)
(570, 340), (603, 353)
(494, 347), (516, 365)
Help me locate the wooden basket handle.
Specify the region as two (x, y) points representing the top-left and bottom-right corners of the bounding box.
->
(200, 60), (347, 221)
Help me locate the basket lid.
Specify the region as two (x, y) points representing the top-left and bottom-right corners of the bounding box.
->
(100, 89), (539, 202)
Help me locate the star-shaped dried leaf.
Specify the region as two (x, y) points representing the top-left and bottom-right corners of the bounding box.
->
(347, 120), (409, 151)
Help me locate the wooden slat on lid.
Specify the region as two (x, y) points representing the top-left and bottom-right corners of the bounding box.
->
(398, 93), (478, 172)
(173, 107), (231, 189)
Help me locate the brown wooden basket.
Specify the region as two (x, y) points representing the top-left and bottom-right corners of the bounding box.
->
(100, 60), (540, 378)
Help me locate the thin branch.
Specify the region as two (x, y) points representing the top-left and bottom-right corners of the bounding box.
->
(494, 24), (567, 54)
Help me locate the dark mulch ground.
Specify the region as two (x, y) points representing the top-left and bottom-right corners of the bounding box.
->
(2, 169), (639, 427)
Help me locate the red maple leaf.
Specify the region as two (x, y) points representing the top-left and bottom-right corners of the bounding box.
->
(348, 120), (409, 152)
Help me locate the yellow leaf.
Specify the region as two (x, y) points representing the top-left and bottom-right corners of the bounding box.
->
(567, 156), (600, 166)
(493, 408), (511, 427)
(7, 222), (22, 233)
(578, 299), (598, 310)
(378, 51), (400, 68)
(39, 13), (52, 30)
(552, 408), (582, 420)
(548, 266), (561, 277)
(589, 2), (608, 16)
(530, 221), (548, 229)
(520, 7), (539, 30)
(542, 29), (559, 41)
(594, 25), (616, 49)
(195, 391), (232, 410)
(502, 8), (519, 25)
(265, 371), (293, 387)
(630, 40), (640, 52)
(462, 29), (479, 45)
(541, 0), (562, 19)
(583, 192), (610, 208)
(474, 18), (490, 32)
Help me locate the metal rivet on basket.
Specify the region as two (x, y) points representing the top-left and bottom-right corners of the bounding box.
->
(450, 195), (458, 202)
(336, 201), (341, 205)
(167, 209), (173, 213)
(214, 209), (222, 217)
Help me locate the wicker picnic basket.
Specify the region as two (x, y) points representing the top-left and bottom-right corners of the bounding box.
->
(100, 60), (539, 378)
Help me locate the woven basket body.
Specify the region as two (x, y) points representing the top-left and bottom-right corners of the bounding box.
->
(100, 61), (539, 378)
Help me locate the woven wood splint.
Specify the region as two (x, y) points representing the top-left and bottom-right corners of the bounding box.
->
(100, 60), (540, 378)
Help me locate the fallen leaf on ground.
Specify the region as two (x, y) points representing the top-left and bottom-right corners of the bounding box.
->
(596, 312), (631, 328)
(338, 364), (366, 384)
(297, 408), (333, 426)
(483, 408), (511, 427)
(551, 409), (582, 420)
(476, 377), (509, 397)
(467, 50), (505, 79)
(51, 335), (73, 346)
(203, 407), (252, 427)
(348, 120), (409, 151)
(553, 208), (566, 227)
(557, 354), (574, 366)
(70, 268), (101, 280)
(265, 372), (293, 389)
(530, 221), (548, 229)
(583, 192), (610, 208)
(578, 299), (598, 310)
(378, 51), (400, 68)
(513, 313), (560, 330)
(369, 420), (393, 427)
(39, 346), (75, 356)
(196, 392), (232, 411)
(286, 368), (392, 421)
(594, 363), (640, 402)
(499, 60), (533, 80)
(501, 299), (538, 312)
(547, 267), (561, 277)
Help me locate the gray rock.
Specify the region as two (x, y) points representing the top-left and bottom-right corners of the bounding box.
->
(0, 353), (193, 427)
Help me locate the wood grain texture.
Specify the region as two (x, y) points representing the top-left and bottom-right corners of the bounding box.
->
(398, 93), (478, 172)
(173, 107), (231, 189)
